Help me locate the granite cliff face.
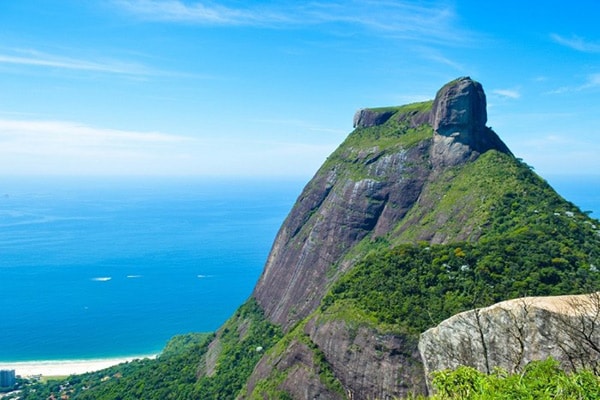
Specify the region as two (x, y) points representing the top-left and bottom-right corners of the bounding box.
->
(252, 140), (432, 330)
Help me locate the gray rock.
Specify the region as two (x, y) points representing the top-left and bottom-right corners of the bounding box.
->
(242, 339), (346, 400)
(431, 77), (487, 138)
(353, 108), (395, 128)
(252, 142), (432, 331)
(419, 293), (600, 392)
(304, 316), (427, 399)
(430, 77), (511, 167)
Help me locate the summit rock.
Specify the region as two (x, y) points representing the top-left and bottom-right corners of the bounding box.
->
(430, 77), (511, 167)
(431, 76), (488, 137)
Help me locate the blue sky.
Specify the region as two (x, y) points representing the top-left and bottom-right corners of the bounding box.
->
(0, 0), (598, 178)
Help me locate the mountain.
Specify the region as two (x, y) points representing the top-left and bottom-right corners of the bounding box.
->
(23, 77), (600, 399)
(252, 77), (512, 332)
(202, 77), (600, 399)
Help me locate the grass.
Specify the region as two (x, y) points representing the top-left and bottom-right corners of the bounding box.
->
(39, 376), (68, 383)
(321, 100), (434, 180)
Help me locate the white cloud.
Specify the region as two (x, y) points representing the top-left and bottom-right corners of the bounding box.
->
(304, 1), (462, 40)
(0, 48), (152, 76)
(113, 0), (470, 44)
(550, 33), (600, 53)
(112, 0), (290, 25)
(0, 118), (337, 177)
(0, 47), (216, 80)
(582, 73), (600, 89)
(0, 119), (196, 175)
(546, 73), (600, 94)
(492, 89), (521, 99)
(417, 47), (466, 70)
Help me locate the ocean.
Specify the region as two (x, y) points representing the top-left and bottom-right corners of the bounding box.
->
(0, 177), (304, 362)
(0, 175), (598, 362)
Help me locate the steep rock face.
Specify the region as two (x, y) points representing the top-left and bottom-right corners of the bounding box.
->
(242, 338), (346, 400)
(304, 316), (427, 399)
(419, 293), (600, 392)
(253, 133), (432, 330)
(431, 77), (487, 137)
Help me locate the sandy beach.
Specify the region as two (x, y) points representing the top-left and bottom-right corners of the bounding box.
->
(0, 355), (157, 377)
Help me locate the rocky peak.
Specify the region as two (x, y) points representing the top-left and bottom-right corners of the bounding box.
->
(430, 77), (511, 167)
(431, 77), (487, 138)
(252, 78), (515, 331)
(203, 78), (598, 399)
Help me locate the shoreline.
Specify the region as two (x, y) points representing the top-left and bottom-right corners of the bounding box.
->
(0, 354), (158, 377)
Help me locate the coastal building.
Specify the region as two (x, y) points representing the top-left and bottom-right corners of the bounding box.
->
(0, 369), (15, 387)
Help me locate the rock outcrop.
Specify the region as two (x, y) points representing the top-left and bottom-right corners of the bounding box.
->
(430, 77), (511, 167)
(419, 293), (600, 392)
(245, 339), (346, 400)
(304, 316), (427, 399)
(431, 77), (487, 138)
(353, 108), (396, 128)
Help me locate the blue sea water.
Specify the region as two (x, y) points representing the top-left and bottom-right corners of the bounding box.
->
(546, 175), (600, 218)
(0, 175), (598, 363)
(0, 177), (304, 362)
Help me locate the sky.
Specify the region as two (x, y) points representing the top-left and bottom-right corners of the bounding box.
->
(0, 0), (599, 178)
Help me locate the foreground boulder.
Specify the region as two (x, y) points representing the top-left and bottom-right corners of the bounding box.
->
(419, 293), (600, 391)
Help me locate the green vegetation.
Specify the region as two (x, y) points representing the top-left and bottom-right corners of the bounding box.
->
(391, 150), (584, 244)
(323, 237), (600, 336)
(194, 299), (283, 399)
(320, 101), (434, 181)
(18, 300), (281, 399)
(419, 358), (600, 399)
(322, 153), (600, 334)
(245, 322), (345, 399)
(17, 333), (211, 399)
